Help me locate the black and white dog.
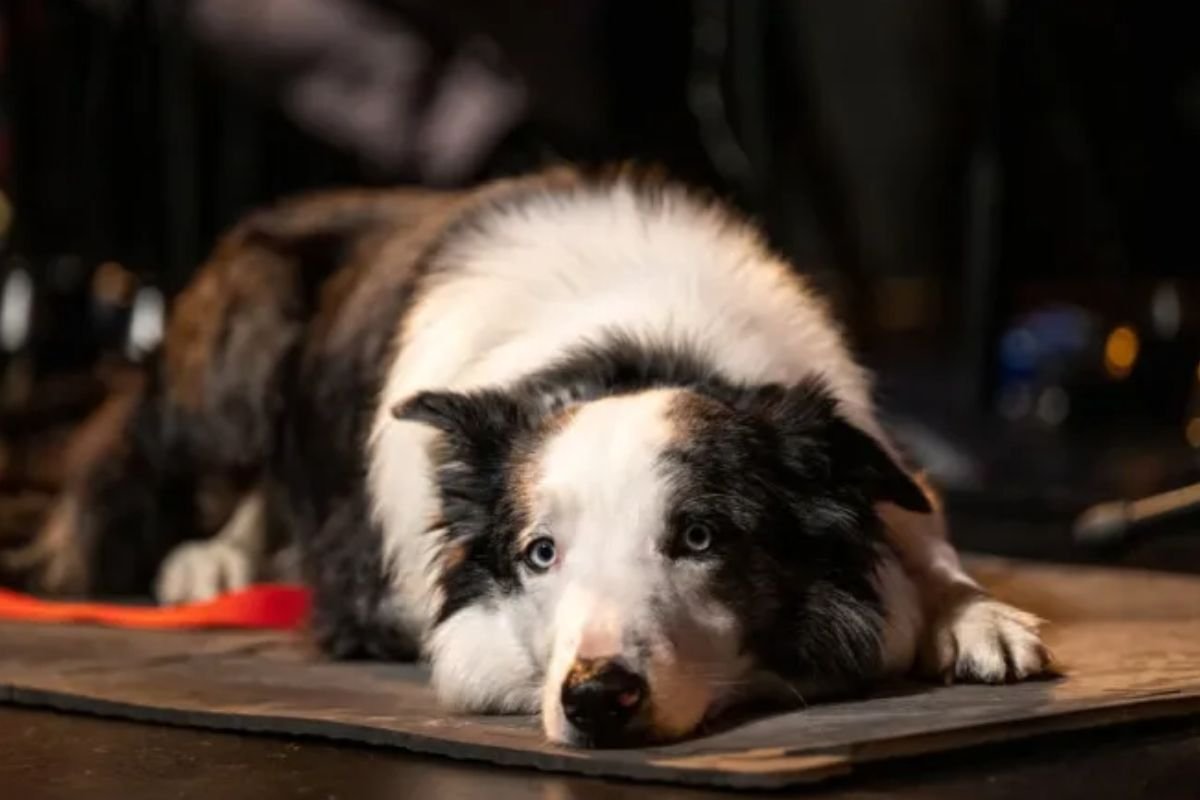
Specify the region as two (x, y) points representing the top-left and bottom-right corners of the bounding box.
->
(13, 168), (1049, 747)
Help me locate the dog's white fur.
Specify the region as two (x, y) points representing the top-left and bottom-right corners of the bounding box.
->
(156, 177), (1047, 742)
(369, 180), (1044, 740)
(530, 390), (755, 740)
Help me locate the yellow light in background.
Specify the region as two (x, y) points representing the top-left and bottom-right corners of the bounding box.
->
(1104, 325), (1139, 379)
(1187, 418), (1200, 449)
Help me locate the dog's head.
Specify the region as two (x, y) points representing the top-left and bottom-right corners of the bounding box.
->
(394, 375), (930, 747)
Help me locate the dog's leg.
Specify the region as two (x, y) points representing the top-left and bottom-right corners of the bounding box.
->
(2, 379), (149, 596)
(156, 489), (265, 604)
(1, 494), (89, 595)
(878, 489), (1051, 683)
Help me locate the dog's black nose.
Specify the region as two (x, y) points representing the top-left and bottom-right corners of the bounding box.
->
(561, 659), (647, 741)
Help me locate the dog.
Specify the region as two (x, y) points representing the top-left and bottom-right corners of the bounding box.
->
(8, 166), (1050, 747)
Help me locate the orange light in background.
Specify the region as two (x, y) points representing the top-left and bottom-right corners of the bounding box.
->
(1104, 325), (1139, 379)
(1187, 418), (1200, 449)
(92, 261), (136, 306)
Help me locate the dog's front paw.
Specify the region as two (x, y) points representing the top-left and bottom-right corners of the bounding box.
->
(155, 540), (254, 605)
(927, 596), (1051, 683)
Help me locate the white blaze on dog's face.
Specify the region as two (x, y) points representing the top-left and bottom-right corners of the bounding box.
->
(527, 390), (747, 744)
(395, 371), (932, 746)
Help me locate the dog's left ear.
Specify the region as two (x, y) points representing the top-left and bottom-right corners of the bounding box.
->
(823, 415), (931, 513)
(738, 379), (932, 514)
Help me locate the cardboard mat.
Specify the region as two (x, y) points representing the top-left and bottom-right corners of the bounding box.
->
(2, 557), (1199, 789)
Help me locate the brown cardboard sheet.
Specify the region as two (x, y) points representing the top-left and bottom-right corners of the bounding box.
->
(2, 557), (1199, 789)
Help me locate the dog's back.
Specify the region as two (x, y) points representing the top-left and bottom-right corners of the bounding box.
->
(4, 184), (462, 599)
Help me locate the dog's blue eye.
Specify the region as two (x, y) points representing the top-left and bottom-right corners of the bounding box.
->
(524, 536), (558, 572)
(682, 523), (714, 554)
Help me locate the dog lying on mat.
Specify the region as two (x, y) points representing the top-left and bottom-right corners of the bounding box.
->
(10, 167), (1049, 746)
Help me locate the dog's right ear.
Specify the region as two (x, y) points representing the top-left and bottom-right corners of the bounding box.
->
(393, 391), (535, 526)
(392, 390), (535, 458)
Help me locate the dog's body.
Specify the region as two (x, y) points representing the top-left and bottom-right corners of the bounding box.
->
(10, 168), (1048, 746)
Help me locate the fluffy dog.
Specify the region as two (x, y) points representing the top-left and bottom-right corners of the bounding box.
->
(10, 167), (1049, 746)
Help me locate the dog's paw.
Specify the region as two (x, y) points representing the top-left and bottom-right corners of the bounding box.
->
(927, 596), (1051, 683)
(155, 540), (254, 605)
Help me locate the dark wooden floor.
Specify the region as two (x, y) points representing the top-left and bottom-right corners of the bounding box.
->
(3, 705), (1200, 800)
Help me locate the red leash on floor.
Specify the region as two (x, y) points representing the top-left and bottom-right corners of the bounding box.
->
(0, 584), (311, 630)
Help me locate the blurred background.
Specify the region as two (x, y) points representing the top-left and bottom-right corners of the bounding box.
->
(0, 1), (1198, 571)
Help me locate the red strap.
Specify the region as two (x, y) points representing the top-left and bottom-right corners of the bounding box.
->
(0, 584), (310, 630)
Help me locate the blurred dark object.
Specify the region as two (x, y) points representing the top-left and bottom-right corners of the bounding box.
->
(974, 2), (1200, 422)
(883, 2), (1200, 551)
(187, 0), (545, 186)
(2, 0), (721, 280)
